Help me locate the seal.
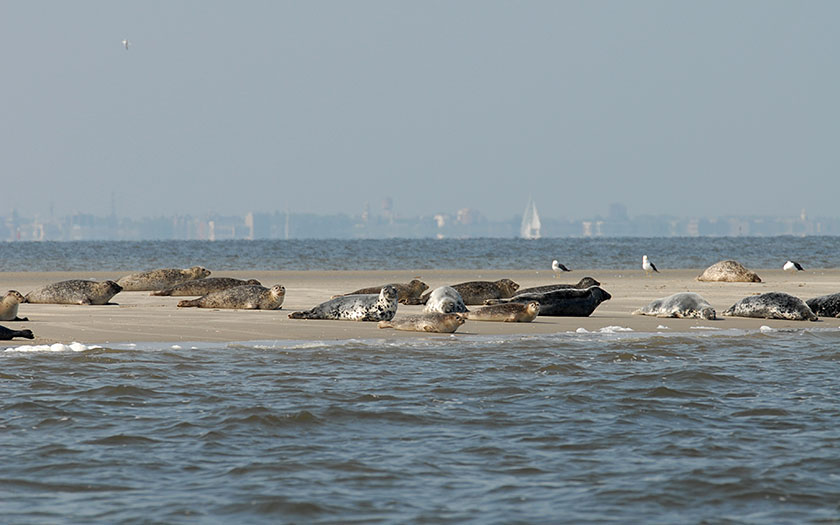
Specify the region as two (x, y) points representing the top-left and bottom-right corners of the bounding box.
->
(464, 302), (540, 322)
(25, 280), (122, 305)
(633, 292), (716, 320)
(514, 277), (601, 296)
(697, 260), (761, 283)
(0, 324), (33, 340)
(491, 286), (611, 317)
(805, 293), (840, 318)
(334, 279), (429, 305)
(0, 290), (28, 321)
(421, 279), (519, 306)
(724, 292), (817, 321)
(177, 285), (285, 309)
(152, 277), (262, 297)
(423, 286), (469, 314)
(117, 266), (211, 291)
(289, 285), (398, 321)
(378, 313), (466, 333)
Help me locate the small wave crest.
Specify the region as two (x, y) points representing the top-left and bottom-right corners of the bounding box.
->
(3, 342), (100, 353)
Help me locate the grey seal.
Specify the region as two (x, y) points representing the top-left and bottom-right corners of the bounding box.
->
(724, 292), (817, 321)
(805, 293), (840, 318)
(423, 286), (469, 314)
(490, 286), (611, 317)
(697, 260), (761, 283)
(334, 279), (429, 305)
(0, 324), (34, 340)
(289, 285), (398, 321)
(464, 302), (540, 323)
(378, 313), (466, 333)
(514, 277), (601, 296)
(0, 290), (28, 321)
(117, 266), (211, 291)
(25, 280), (122, 305)
(151, 277), (261, 297)
(421, 279), (519, 306)
(177, 285), (285, 310)
(633, 292), (716, 320)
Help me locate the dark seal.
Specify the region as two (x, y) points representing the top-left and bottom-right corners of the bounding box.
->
(805, 293), (840, 318)
(492, 286), (611, 317)
(514, 277), (601, 296)
(152, 277), (262, 297)
(0, 324), (34, 340)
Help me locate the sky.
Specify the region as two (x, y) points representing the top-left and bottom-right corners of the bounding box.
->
(2, 1), (838, 221)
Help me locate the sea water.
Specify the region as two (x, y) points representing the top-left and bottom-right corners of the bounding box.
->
(2, 237), (840, 523)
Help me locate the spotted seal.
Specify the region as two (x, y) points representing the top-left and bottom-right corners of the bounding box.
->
(805, 293), (840, 318)
(0, 324), (33, 340)
(0, 290), (28, 321)
(177, 285), (285, 309)
(514, 277), (601, 296)
(152, 277), (262, 297)
(25, 280), (122, 305)
(117, 266), (211, 291)
(490, 286), (611, 317)
(633, 292), (716, 320)
(289, 285), (398, 321)
(334, 279), (429, 305)
(423, 286), (469, 314)
(378, 313), (466, 333)
(697, 260), (761, 283)
(464, 302), (540, 322)
(724, 292), (817, 321)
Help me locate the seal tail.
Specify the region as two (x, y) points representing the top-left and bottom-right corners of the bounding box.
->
(378, 320), (393, 329)
(15, 329), (34, 339)
(288, 311), (312, 319)
(177, 299), (199, 308)
(150, 289), (172, 296)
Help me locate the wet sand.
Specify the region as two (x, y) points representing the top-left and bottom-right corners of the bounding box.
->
(2, 268), (839, 345)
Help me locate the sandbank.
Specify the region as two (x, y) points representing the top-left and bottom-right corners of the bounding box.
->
(2, 268), (839, 346)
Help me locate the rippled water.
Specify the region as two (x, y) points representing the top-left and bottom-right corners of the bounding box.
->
(0, 236), (838, 271)
(3, 329), (840, 523)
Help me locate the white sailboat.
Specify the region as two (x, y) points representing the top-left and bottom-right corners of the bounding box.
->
(520, 197), (541, 239)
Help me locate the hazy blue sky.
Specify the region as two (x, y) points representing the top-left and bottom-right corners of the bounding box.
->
(2, 1), (838, 221)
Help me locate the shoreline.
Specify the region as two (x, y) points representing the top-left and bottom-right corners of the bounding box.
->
(2, 268), (839, 346)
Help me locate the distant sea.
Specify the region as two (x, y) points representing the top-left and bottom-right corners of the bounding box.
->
(3, 237), (840, 523)
(0, 235), (838, 271)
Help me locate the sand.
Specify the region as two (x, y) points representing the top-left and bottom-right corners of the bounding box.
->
(2, 268), (839, 345)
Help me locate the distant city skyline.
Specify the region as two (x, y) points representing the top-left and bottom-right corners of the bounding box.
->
(2, 2), (838, 221)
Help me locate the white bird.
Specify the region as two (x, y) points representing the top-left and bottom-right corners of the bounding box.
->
(121, 39), (131, 50)
(552, 260), (571, 277)
(642, 255), (659, 276)
(783, 260), (804, 272)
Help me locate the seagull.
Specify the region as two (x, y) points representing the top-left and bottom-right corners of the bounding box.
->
(642, 255), (659, 276)
(783, 260), (804, 272)
(552, 260), (571, 277)
(121, 39), (131, 50)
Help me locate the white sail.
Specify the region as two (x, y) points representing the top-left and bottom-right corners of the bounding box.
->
(520, 197), (541, 239)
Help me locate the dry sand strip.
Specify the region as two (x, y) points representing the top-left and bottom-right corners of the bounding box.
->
(1, 269), (839, 345)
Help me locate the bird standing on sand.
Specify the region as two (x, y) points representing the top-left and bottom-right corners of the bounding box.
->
(642, 255), (659, 276)
(783, 260), (804, 272)
(552, 260), (571, 277)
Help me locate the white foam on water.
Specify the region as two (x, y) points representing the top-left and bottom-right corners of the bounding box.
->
(3, 342), (101, 353)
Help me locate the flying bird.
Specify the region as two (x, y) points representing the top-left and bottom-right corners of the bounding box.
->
(552, 260), (571, 277)
(783, 260), (804, 272)
(642, 255), (659, 276)
(121, 39), (131, 50)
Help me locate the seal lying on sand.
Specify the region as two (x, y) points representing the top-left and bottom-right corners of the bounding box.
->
(806, 293), (840, 318)
(0, 290), (28, 321)
(25, 280), (122, 305)
(420, 279), (519, 306)
(117, 266), (211, 291)
(514, 277), (601, 296)
(697, 260), (761, 283)
(289, 286), (398, 321)
(489, 286), (611, 317)
(633, 292), (716, 320)
(423, 286), (469, 314)
(378, 313), (465, 333)
(177, 285), (285, 310)
(464, 302), (540, 322)
(333, 279), (428, 305)
(0, 324), (33, 340)
(724, 292), (817, 321)
(152, 278), (261, 297)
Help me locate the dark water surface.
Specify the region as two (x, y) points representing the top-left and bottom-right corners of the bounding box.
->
(3, 329), (840, 523)
(0, 236), (838, 271)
